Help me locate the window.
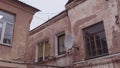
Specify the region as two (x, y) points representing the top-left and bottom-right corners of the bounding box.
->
(37, 40), (50, 62)
(0, 10), (15, 45)
(57, 33), (66, 55)
(83, 21), (108, 59)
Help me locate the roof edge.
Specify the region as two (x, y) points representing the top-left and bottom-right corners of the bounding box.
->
(17, 0), (40, 11)
(1, 0), (40, 14)
(65, 0), (87, 10)
(30, 10), (68, 35)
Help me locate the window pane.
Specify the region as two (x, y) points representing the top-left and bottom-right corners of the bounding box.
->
(102, 38), (107, 48)
(0, 10), (15, 45)
(0, 11), (15, 23)
(3, 23), (13, 44)
(91, 50), (96, 57)
(86, 42), (91, 52)
(103, 48), (108, 54)
(38, 42), (43, 61)
(45, 40), (50, 59)
(58, 34), (65, 55)
(98, 49), (102, 55)
(0, 22), (3, 40)
(91, 40), (96, 50)
(96, 39), (101, 49)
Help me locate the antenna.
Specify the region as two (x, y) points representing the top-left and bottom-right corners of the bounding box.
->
(64, 34), (74, 50)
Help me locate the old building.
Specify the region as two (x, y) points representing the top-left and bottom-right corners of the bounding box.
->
(0, 0), (39, 68)
(0, 0), (120, 68)
(29, 0), (120, 68)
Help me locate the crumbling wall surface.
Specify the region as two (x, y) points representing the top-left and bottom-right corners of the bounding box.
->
(66, 0), (120, 68)
(0, 61), (27, 68)
(0, 1), (38, 68)
(28, 11), (72, 68)
(28, 0), (120, 68)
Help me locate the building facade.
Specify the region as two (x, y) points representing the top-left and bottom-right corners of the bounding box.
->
(30, 0), (120, 68)
(0, 0), (38, 68)
(0, 0), (120, 68)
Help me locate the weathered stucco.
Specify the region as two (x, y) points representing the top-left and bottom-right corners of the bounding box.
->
(0, 0), (120, 68)
(0, 0), (38, 68)
(29, 11), (73, 67)
(29, 0), (120, 68)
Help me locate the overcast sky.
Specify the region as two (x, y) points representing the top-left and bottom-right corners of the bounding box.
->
(19, 0), (68, 30)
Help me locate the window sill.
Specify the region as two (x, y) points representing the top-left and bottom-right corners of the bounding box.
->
(0, 43), (12, 47)
(36, 54), (67, 64)
(73, 53), (120, 66)
(55, 53), (66, 59)
(36, 56), (56, 64)
(85, 53), (109, 60)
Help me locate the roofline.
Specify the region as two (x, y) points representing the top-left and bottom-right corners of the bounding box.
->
(30, 10), (68, 35)
(16, 0), (40, 11)
(65, 0), (86, 10)
(0, 0), (40, 14)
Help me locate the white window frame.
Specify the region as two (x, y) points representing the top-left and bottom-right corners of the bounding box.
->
(55, 32), (66, 56)
(35, 40), (50, 62)
(35, 44), (38, 62)
(0, 20), (14, 46)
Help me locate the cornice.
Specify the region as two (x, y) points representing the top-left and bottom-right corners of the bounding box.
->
(0, 0), (39, 14)
(65, 0), (87, 10)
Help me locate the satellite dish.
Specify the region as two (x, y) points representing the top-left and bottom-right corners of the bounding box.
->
(64, 34), (74, 50)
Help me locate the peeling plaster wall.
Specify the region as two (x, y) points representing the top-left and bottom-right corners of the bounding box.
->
(0, 0), (36, 63)
(29, 14), (72, 67)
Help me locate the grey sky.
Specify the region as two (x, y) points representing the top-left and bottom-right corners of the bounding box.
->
(19, 0), (68, 30)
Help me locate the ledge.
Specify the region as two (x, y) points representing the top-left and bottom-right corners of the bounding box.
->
(73, 52), (120, 67)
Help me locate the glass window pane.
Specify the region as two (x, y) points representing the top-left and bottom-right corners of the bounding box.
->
(0, 11), (15, 23)
(103, 48), (108, 54)
(86, 42), (91, 52)
(102, 38), (107, 48)
(91, 50), (96, 57)
(0, 10), (15, 45)
(91, 40), (95, 50)
(0, 22), (3, 40)
(97, 49), (102, 55)
(45, 40), (50, 59)
(58, 34), (65, 55)
(38, 42), (43, 61)
(3, 23), (13, 44)
(96, 39), (101, 49)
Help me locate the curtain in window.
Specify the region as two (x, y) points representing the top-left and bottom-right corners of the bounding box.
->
(58, 34), (65, 55)
(45, 40), (50, 59)
(38, 42), (43, 61)
(3, 23), (13, 44)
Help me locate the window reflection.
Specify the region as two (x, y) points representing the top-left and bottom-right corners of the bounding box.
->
(0, 10), (15, 45)
(3, 23), (13, 44)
